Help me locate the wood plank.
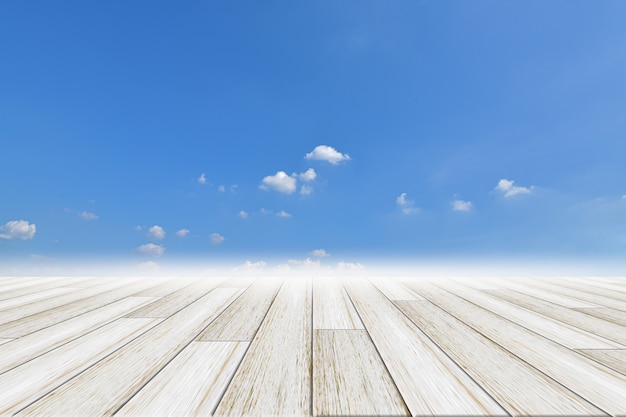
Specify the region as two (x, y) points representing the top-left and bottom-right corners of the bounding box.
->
(525, 279), (626, 311)
(0, 296), (158, 374)
(313, 277), (363, 330)
(0, 277), (87, 301)
(370, 277), (425, 300)
(0, 279), (157, 337)
(1, 318), (162, 416)
(407, 280), (626, 416)
(485, 288), (626, 346)
(132, 277), (198, 297)
(116, 341), (249, 416)
(396, 300), (604, 416)
(0, 338), (12, 346)
(198, 277), (283, 341)
(343, 277), (506, 416)
(0, 277), (77, 295)
(484, 278), (602, 308)
(19, 287), (243, 416)
(577, 349), (626, 376)
(213, 278), (311, 417)
(440, 282), (624, 349)
(313, 329), (408, 416)
(127, 278), (223, 318)
(573, 307), (626, 326)
(538, 278), (626, 302)
(0, 287), (78, 311)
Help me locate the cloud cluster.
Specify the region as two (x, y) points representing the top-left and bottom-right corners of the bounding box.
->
(259, 171), (297, 194)
(176, 228), (190, 238)
(0, 220), (36, 240)
(452, 199), (472, 212)
(136, 243), (165, 257)
(305, 145), (350, 164)
(396, 193), (419, 215)
(210, 233), (225, 245)
(276, 210), (292, 218)
(79, 211), (99, 221)
(495, 179), (532, 197)
(309, 248), (329, 257)
(238, 210), (249, 219)
(147, 225), (166, 240)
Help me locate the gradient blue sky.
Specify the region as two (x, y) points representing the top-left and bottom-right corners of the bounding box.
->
(2, 1), (626, 267)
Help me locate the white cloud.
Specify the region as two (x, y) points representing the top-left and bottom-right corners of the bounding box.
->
(297, 168), (317, 182)
(452, 199), (472, 211)
(218, 185), (225, 192)
(305, 145), (350, 164)
(198, 173), (207, 184)
(286, 257), (321, 269)
(138, 261), (160, 272)
(300, 185), (313, 195)
(0, 220), (36, 240)
(336, 261), (366, 271)
(396, 193), (419, 215)
(79, 211), (99, 220)
(276, 210), (292, 218)
(235, 260), (266, 270)
(136, 243), (165, 257)
(134, 225), (143, 232)
(310, 248), (329, 257)
(176, 228), (190, 237)
(238, 210), (249, 219)
(147, 225), (166, 240)
(495, 179), (532, 197)
(259, 171), (297, 194)
(210, 233), (225, 245)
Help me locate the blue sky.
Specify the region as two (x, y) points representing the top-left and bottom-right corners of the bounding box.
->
(2, 1), (626, 269)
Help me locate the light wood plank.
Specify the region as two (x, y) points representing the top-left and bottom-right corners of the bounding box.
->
(525, 279), (626, 311)
(0, 279), (157, 337)
(198, 277), (283, 341)
(485, 289), (626, 346)
(573, 307), (626, 326)
(2, 318), (162, 416)
(0, 287), (79, 311)
(484, 278), (602, 308)
(0, 296), (158, 374)
(213, 278), (311, 417)
(578, 349), (626, 376)
(313, 277), (363, 330)
(370, 277), (425, 300)
(313, 329), (408, 416)
(20, 287), (243, 416)
(117, 341), (249, 416)
(407, 281), (626, 416)
(0, 277), (77, 295)
(0, 338), (12, 346)
(539, 278), (626, 302)
(396, 300), (603, 416)
(132, 277), (198, 297)
(343, 277), (506, 416)
(440, 282), (624, 349)
(0, 277), (87, 301)
(127, 278), (223, 318)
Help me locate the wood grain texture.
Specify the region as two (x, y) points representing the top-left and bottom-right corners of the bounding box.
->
(117, 341), (249, 416)
(408, 281), (626, 416)
(396, 300), (603, 416)
(440, 282), (624, 349)
(577, 349), (626, 376)
(0, 287), (78, 311)
(537, 278), (626, 302)
(213, 278), (311, 417)
(0, 296), (158, 374)
(0, 338), (12, 346)
(198, 277), (283, 341)
(2, 317), (162, 416)
(483, 278), (602, 308)
(20, 287), (243, 416)
(132, 277), (198, 297)
(313, 277), (363, 330)
(0, 279), (156, 337)
(573, 307), (626, 326)
(0, 277), (71, 293)
(370, 277), (425, 300)
(343, 277), (506, 416)
(485, 288), (626, 346)
(524, 279), (626, 312)
(313, 329), (408, 416)
(0, 277), (86, 302)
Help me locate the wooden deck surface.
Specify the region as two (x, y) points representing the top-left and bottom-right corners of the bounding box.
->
(1, 275), (625, 416)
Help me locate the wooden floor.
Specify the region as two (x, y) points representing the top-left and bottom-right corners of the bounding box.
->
(1, 274), (626, 416)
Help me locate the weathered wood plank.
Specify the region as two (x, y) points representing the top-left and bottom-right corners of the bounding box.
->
(0, 287), (79, 311)
(371, 277), (425, 300)
(127, 279), (223, 318)
(0, 277), (87, 301)
(343, 277), (506, 416)
(485, 278), (602, 308)
(0, 338), (12, 346)
(117, 341), (249, 416)
(396, 299), (603, 416)
(440, 282), (624, 349)
(132, 277), (198, 297)
(485, 288), (626, 346)
(313, 277), (363, 330)
(19, 287), (243, 416)
(573, 307), (626, 326)
(0, 296), (158, 374)
(213, 278), (311, 417)
(198, 277), (283, 341)
(537, 278), (626, 302)
(0, 279), (157, 337)
(2, 318), (162, 416)
(0, 276), (78, 296)
(407, 281), (626, 416)
(525, 279), (626, 311)
(313, 329), (408, 416)
(577, 349), (626, 376)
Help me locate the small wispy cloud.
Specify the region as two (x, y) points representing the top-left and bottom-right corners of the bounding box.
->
(452, 199), (472, 212)
(79, 211), (99, 221)
(260, 208), (273, 215)
(176, 228), (190, 238)
(296, 168), (317, 182)
(276, 210), (292, 218)
(336, 261), (365, 270)
(0, 220), (36, 240)
(305, 145), (350, 164)
(396, 193), (419, 215)
(309, 248), (329, 257)
(210, 233), (225, 245)
(238, 210), (249, 219)
(259, 171), (297, 194)
(147, 225), (166, 240)
(495, 179), (533, 197)
(135, 225), (143, 232)
(136, 243), (165, 257)
(198, 173), (207, 184)
(218, 185), (225, 192)
(235, 260), (266, 271)
(300, 185), (313, 196)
